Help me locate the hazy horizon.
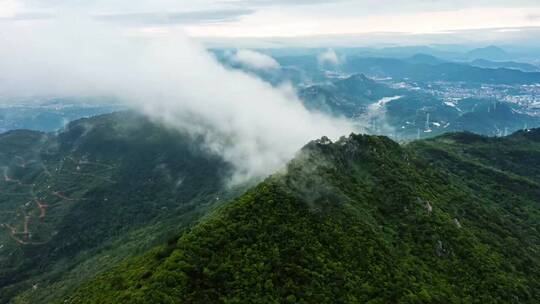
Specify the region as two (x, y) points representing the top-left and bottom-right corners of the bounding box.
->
(2, 0), (540, 48)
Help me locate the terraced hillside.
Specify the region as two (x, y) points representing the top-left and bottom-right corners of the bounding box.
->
(0, 112), (241, 303)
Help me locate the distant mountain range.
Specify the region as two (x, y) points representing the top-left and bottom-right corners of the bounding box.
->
(262, 45), (540, 64)
(0, 98), (123, 133)
(212, 48), (540, 140)
(342, 57), (540, 84)
(215, 49), (540, 86)
(3, 48), (539, 140)
(469, 59), (540, 72)
(466, 45), (512, 61)
(298, 74), (540, 139)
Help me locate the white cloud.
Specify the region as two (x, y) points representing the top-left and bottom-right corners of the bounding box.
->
(2, 1), (540, 45)
(317, 49), (340, 66)
(0, 0), (22, 18)
(231, 49), (280, 70)
(184, 5), (540, 39)
(0, 18), (356, 184)
(93, 9), (254, 25)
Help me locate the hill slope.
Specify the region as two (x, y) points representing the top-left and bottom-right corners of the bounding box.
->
(67, 130), (540, 303)
(299, 74), (401, 117)
(0, 112), (241, 303)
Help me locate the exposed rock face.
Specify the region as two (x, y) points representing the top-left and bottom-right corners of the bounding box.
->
(436, 240), (445, 257)
(425, 201), (433, 213)
(315, 136), (333, 145)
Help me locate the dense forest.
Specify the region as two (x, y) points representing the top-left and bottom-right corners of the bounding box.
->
(63, 128), (540, 303)
(0, 113), (245, 303)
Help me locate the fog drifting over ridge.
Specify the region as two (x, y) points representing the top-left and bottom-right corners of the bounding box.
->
(231, 49), (281, 70)
(0, 18), (357, 184)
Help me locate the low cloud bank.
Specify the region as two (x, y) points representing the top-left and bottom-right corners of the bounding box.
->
(231, 49), (281, 70)
(0, 18), (357, 184)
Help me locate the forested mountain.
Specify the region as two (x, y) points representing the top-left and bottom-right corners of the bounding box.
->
(0, 112), (244, 303)
(299, 74), (402, 116)
(2, 112), (539, 304)
(66, 129), (540, 303)
(2, 0), (540, 301)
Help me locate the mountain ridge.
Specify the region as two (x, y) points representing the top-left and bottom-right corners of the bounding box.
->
(64, 127), (540, 303)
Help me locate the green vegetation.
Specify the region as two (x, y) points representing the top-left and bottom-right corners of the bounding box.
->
(1, 112), (538, 303)
(65, 130), (540, 303)
(0, 112), (244, 303)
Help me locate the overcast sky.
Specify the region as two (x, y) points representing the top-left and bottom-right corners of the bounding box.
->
(2, 0), (540, 46)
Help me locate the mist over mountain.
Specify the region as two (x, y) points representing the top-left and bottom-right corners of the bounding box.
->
(0, 18), (355, 184)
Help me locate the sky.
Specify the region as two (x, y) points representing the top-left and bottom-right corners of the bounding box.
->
(2, 0), (540, 46)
